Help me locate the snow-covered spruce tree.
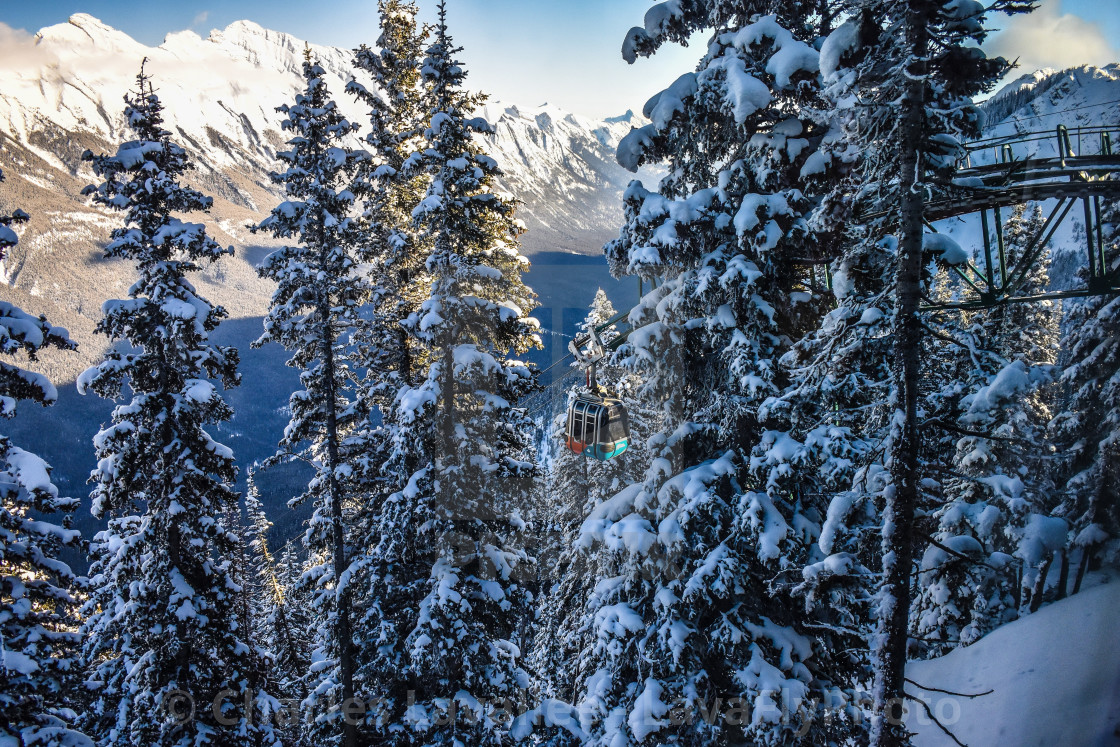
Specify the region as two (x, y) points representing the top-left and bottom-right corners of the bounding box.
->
(252, 51), (367, 747)
(910, 204), (1062, 654)
(540, 290), (625, 572)
(906, 280), (1014, 658)
(342, 4), (438, 730)
(0, 167), (88, 747)
(974, 204), (1063, 613)
(953, 204), (1059, 528)
(813, 0), (1026, 741)
(547, 2), (872, 744)
(1053, 196), (1120, 595)
(774, 233), (897, 700)
(275, 538), (314, 671)
(77, 67), (279, 747)
(350, 4), (541, 743)
(348, 0), (432, 404)
(539, 291), (626, 557)
(244, 471), (308, 716)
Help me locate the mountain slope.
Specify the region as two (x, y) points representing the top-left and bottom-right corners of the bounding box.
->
(0, 13), (649, 260)
(981, 64), (1120, 141)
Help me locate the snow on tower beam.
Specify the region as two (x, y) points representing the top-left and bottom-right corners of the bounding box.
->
(921, 189), (1120, 310)
(922, 286), (1120, 311)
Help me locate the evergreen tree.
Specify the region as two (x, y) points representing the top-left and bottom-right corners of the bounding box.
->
(77, 66), (279, 747)
(351, 4), (541, 743)
(541, 290), (625, 567)
(953, 206), (1059, 519)
(529, 289), (660, 736)
(348, 0), (432, 403)
(252, 50), (367, 747)
(275, 539), (315, 682)
(244, 471), (308, 714)
(907, 275), (1012, 657)
(557, 1), (871, 744)
(976, 206), (1063, 613)
(0, 166), (89, 747)
(342, 6), (438, 735)
(810, 0), (1027, 741)
(1053, 197), (1120, 595)
(776, 231), (896, 699)
(911, 204), (1062, 654)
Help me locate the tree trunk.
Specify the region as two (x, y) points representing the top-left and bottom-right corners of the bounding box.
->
(818, 0), (834, 36)
(1055, 548), (1069, 601)
(441, 336), (455, 460)
(1029, 553), (1054, 613)
(1014, 562), (1023, 611)
(399, 325), (412, 387)
(871, 4), (929, 746)
(321, 293), (357, 747)
(1073, 545), (1091, 595)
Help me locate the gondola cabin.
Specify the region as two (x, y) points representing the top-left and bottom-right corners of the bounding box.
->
(565, 394), (630, 460)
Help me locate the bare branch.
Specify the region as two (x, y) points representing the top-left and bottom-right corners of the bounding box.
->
(904, 690), (970, 747)
(906, 678), (994, 698)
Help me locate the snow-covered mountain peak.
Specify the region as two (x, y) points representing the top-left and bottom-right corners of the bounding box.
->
(604, 110), (638, 124)
(160, 29), (204, 49)
(989, 67), (1059, 100)
(0, 15), (370, 167)
(982, 63), (1120, 132)
(35, 13), (141, 53)
(203, 19), (351, 77)
(480, 100), (625, 139)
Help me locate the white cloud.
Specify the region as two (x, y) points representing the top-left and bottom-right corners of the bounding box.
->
(0, 22), (59, 70)
(191, 11), (209, 28)
(986, 0), (1120, 75)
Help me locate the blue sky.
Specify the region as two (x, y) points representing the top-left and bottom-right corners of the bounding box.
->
(2, 0), (1118, 119)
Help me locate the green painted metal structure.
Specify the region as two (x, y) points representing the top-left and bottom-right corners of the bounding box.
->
(919, 125), (1120, 310)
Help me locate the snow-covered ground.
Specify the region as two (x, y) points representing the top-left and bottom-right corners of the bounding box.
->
(907, 573), (1120, 746)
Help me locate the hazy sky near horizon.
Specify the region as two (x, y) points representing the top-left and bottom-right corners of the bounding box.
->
(1, 0), (1118, 119)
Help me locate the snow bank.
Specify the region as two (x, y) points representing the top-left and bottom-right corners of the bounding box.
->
(907, 574), (1120, 746)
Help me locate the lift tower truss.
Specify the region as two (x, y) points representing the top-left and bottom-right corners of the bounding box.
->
(916, 125), (1120, 311)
